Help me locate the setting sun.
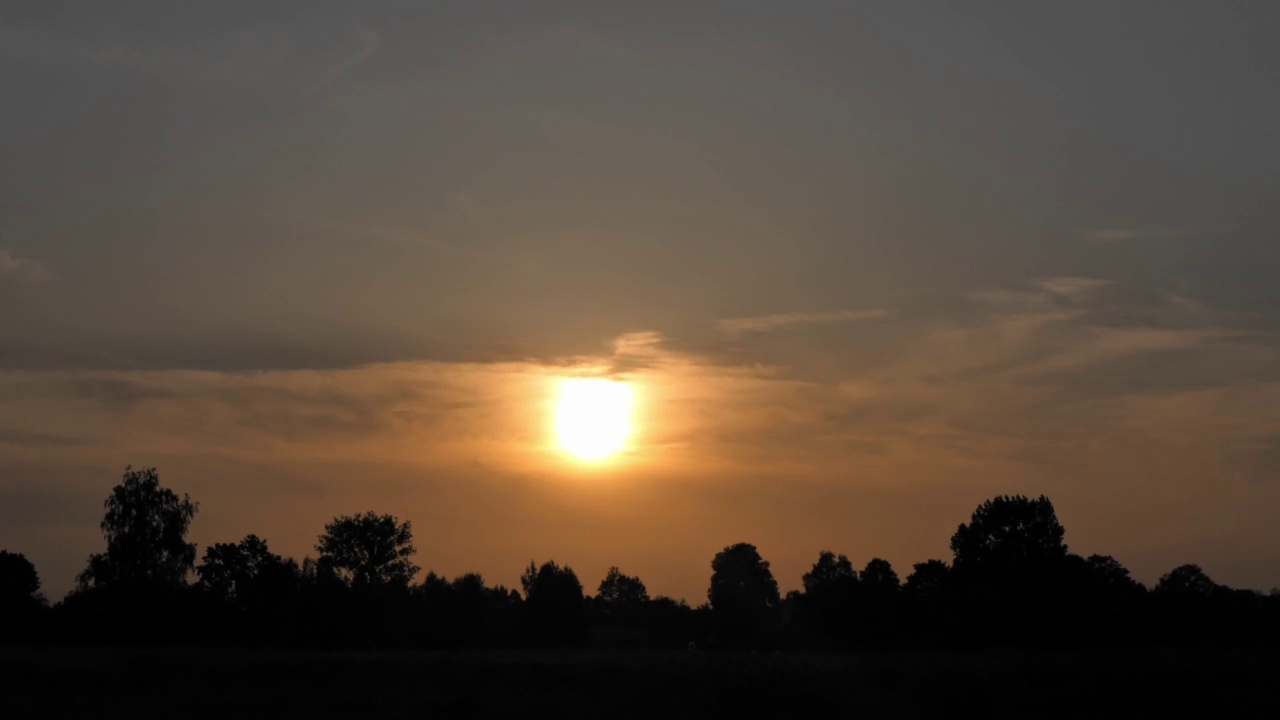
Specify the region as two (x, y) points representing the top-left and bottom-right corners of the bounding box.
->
(554, 378), (633, 461)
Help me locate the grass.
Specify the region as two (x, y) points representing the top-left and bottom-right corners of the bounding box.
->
(2, 646), (1277, 718)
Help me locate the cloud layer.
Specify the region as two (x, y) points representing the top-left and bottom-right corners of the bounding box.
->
(0, 250), (52, 282)
(4, 277), (1279, 601)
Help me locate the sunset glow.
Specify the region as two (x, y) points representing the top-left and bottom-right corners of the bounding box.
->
(554, 378), (633, 462)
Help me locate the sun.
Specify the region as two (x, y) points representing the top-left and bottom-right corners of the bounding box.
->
(554, 377), (633, 461)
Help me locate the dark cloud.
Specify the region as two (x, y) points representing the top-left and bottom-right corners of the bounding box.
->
(0, 427), (84, 448)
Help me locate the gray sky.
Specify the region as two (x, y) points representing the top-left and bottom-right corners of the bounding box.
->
(3, 1), (1279, 601)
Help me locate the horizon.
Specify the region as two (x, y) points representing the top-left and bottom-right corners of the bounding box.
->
(4, 1), (1280, 604)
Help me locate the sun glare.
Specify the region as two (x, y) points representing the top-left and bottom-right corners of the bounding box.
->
(555, 377), (633, 462)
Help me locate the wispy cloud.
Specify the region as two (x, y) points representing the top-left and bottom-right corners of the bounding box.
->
(0, 249), (53, 282)
(717, 310), (889, 337)
(1084, 229), (1139, 243)
(1035, 276), (1112, 298)
(0, 21), (149, 69)
(1165, 291), (1206, 315)
(1082, 227), (1198, 244)
(310, 27), (379, 92)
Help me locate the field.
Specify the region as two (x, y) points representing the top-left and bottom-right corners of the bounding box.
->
(2, 646), (1278, 718)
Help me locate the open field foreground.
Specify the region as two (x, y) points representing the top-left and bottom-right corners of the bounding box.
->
(2, 647), (1278, 718)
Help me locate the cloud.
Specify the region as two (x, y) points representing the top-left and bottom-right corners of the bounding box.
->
(4, 291), (1280, 602)
(1084, 229), (1139, 243)
(0, 427), (84, 449)
(0, 20), (152, 70)
(1035, 277), (1112, 299)
(1082, 227), (1198, 244)
(0, 249), (52, 282)
(1165, 292), (1206, 315)
(310, 27), (379, 92)
(717, 310), (889, 337)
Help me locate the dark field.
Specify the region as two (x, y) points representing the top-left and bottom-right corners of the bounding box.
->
(2, 647), (1278, 718)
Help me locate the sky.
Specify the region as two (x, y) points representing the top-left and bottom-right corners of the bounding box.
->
(3, 1), (1280, 602)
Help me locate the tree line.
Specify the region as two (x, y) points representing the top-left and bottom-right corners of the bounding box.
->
(2, 466), (1278, 650)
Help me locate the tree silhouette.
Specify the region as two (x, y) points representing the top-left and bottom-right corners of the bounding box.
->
(410, 571), (515, 647)
(0, 550), (40, 604)
(797, 551), (859, 648)
(76, 466), (198, 592)
(861, 558), (901, 594)
(904, 559), (950, 601)
(0, 550), (45, 643)
(315, 512), (418, 590)
(1074, 554), (1145, 596)
(521, 560), (586, 645)
(1155, 564), (1219, 597)
(597, 567), (649, 611)
(950, 495), (1068, 574)
(11, 484), (1280, 653)
(855, 557), (902, 646)
(802, 551), (858, 596)
(947, 496), (1072, 646)
(708, 543), (780, 648)
(197, 534), (295, 607)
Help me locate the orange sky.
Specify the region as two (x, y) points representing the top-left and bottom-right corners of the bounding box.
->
(5, 322), (1279, 601)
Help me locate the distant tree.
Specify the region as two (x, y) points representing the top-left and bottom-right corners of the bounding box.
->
(521, 560), (586, 645)
(1077, 554), (1145, 594)
(521, 560), (584, 602)
(197, 535), (296, 606)
(861, 558), (901, 594)
(904, 559), (950, 601)
(1155, 564), (1220, 597)
(0, 551), (40, 604)
(315, 512), (418, 590)
(802, 551), (858, 596)
(645, 595), (697, 648)
(0, 548), (40, 599)
(597, 567), (649, 613)
(76, 466), (198, 592)
(950, 495), (1068, 590)
(452, 572), (489, 600)
(708, 543), (780, 647)
(0, 551), (45, 642)
(300, 555), (344, 592)
(417, 571), (451, 598)
(798, 551), (859, 647)
(454, 572), (506, 636)
(411, 571), (511, 647)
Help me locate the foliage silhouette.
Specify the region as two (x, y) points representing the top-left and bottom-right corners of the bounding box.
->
(0, 550), (41, 603)
(1156, 564), (1221, 597)
(708, 543), (781, 648)
(197, 535), (293, 604)
(948, 495), (1072, 645)
(521, 560), (586, 646)
(596, 566), (649, 627)
(597, 566), (649, 608)
(0, 550), (46, 643)
(904, 559), (950, 602)
(861, 558), (901, 594)
(76, 466), (198, 593)
(316, 512), (419, 591)
(793, 551), (859, 648)
(18, 467), (1280, 653)
(950, 494), (1068, 576)
(802, 551), (858, 596)
(1081, 555), (1144, 592)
